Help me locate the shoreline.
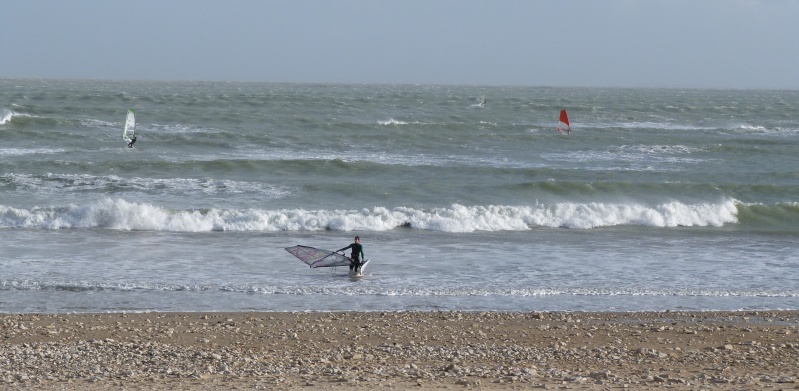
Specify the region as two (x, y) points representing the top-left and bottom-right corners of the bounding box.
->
(2, 310), (798, 390)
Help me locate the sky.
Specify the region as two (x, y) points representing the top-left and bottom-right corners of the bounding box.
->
(2, 0), (798, 89)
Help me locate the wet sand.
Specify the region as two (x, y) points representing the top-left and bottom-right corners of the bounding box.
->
(1, 311), (798, 390)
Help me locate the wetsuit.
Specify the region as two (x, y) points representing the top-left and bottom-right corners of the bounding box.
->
(127, 136), (137, 148)
(338, 242), (364, 270)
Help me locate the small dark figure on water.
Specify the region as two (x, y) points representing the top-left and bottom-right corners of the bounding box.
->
(127, 136), (137, 148)
(337, 236), (364, 272)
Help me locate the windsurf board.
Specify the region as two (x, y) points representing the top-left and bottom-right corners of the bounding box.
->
(350, 259), (370, 278)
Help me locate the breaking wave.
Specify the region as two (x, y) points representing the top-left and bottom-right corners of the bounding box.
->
(0, 108), (14, 125)
(0, 198), (741, 232)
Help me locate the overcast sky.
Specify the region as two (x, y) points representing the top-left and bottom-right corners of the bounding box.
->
(2, 0), (797, 89)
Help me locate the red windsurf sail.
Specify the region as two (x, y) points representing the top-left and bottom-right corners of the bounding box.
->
(558, 109), (571, 135)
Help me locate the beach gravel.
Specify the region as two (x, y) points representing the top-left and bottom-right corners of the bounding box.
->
(1, 311), (798, 390)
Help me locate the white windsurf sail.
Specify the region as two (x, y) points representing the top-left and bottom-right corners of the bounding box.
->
(122, 108), (135, 141)
(285, 245), (352, 268)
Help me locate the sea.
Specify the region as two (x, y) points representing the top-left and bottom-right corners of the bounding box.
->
(2, 79), (798, 314)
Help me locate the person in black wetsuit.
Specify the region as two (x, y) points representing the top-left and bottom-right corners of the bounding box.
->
(337, 236), (364, 272)
(127, 135), (137, 148)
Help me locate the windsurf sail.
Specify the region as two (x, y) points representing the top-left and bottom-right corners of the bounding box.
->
(285, 245), (352, 268)
(122, 108), (135, 141)
(558, 109), (570, 135)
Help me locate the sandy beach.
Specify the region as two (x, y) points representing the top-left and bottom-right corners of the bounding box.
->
(1, 311), (797, 390)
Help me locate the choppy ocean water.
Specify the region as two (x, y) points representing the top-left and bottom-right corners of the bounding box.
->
(2, 79), (798, 313)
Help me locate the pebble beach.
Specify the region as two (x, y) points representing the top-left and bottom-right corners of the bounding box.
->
(2, 311), (798, 390)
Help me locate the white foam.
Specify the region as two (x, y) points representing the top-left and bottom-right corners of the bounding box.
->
(148, 123), (225, 134)
(0, 108), (13, 125)
(5, 279), (795, 299)
(226, 147), (506, 168)
(586, 121), (716, 131)
(0, 148), (64, 157)
(79, 118), (116, 128)
(618, 144), (703, 154)
(0, 198), (740, 232)
(0, 109), (40, 125)
(3, 173), (291, 198)
(731, 123), (784, 134)
(536, 200), (738, 229)
(377, 118), (409, 126)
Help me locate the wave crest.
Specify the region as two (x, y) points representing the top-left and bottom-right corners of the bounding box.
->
(0, 198), (740, 232)
(0, 108), (13, 125)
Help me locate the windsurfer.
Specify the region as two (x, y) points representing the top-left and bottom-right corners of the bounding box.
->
(127, 135), (137, 148)
(337, 236), (364, 272)
(558, 109), (571, 135)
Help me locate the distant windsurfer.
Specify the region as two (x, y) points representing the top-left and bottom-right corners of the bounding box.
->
(337, 236), (364, 272)
(127, 135), (137, 148)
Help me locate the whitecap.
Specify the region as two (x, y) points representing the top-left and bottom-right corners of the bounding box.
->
(0, 199), (740, 232)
